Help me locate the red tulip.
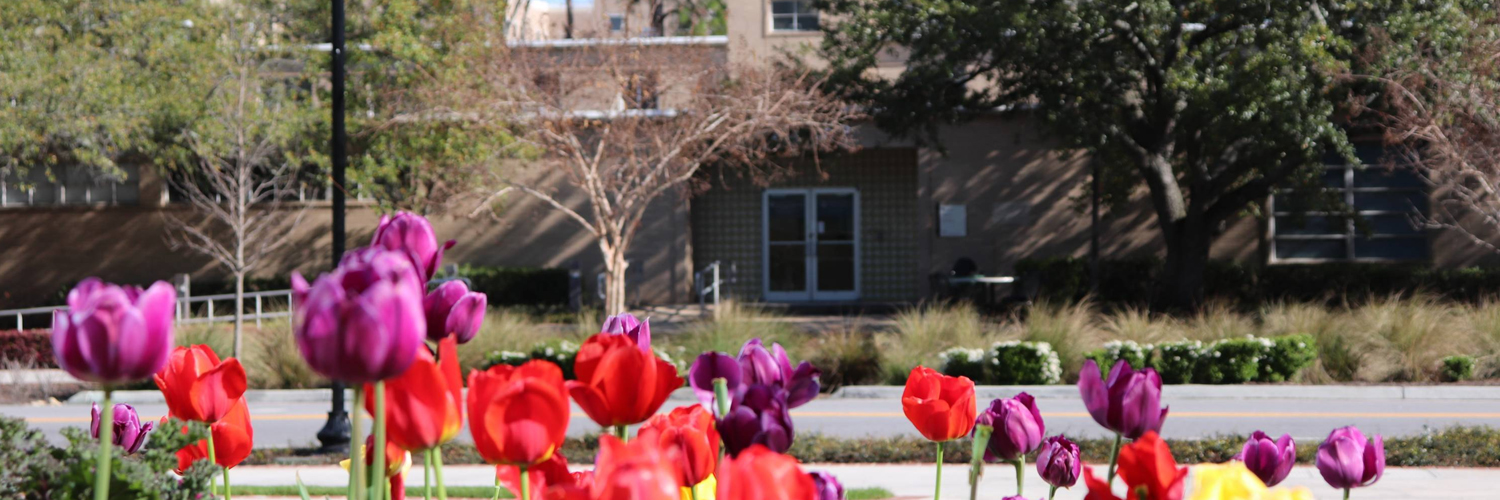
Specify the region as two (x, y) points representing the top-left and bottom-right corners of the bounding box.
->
(1083, 432), (1187, 500)
(567, 333), (684, 428)
(545, 471), (596, 500)
(367, 337), (463, 452)
(173, 398), (254, 473)
(498, 453), (574, 500)
(154, 345), (247, 424)
(468, 360), (571, 466)
(716, 445), (817, 500)
(638, 405), (721, 486)
(901, 366), (976, 442)
(593, 435), (684, 500)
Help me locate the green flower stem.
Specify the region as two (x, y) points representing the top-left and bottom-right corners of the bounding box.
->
(968, 425), (991, 500)
(492, 478), (502, 500)
(94, 389), (113, 500)
(372, 381), (388, 500)
(434, 447), (449, 500)
(1107, 434), (1123, 485)
(712, 378), (732, 418)
(208, 429), (219, 495)
(424, 451), (433, 500)
(1048, 485), (1058, 500)
(520, 465), (531, 500)
(934, 441), (945, 500)
(690, 483), (701, 500)
(352, 386), (368, 500)
(614, 424), (629, 441)
(1344, 488), (1351, 500)
(1012, 459), (1024, 497)
(224, 463), (232, 500)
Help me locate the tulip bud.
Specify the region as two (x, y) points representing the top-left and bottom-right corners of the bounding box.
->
(91, 402), (153, 455)
(1078, 359), (1169, 439)
(1316, 426), (1384, 491)
(292, 247), (427, 383)
(423, 280), (487, 343)
(52, 278), (175, 385)
(601, 313), (652, 350)
(1236, 431), (1295, 487)
(978, 393), (1045, 462)
(809, 471), (845, 500)
(371, 211), (454, 282)
(1035, 435), (1081, 489)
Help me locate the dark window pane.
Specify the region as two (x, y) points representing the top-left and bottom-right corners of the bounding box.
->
(1354, 238), (1427, 260)
(27, 169), (56, 205)
(1275, 215), (1343, 236)
(2, 172), (27, 205)
(816, 244), (855, 292)
(768, 244), (807, 292)
(63, 168), (94, 204)
(798, 15), (819, 30)
(797, 1), (817, 13)
(1275, 239), (1345, 259)
(1354, 167), (1424, 188)
(772, 15), (794, 30)
(816, 193), (855, 241)
(1354, 144), (1384, 165)
(767, 194), (806, 242)
(1354, 191), (1427, 212)
(1363, 214), (1422, 236)
(114, 165), (139, 205)
(1321, 168), (1346, 188)
(771, 1), (795, 14)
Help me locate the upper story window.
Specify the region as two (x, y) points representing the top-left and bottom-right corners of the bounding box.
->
(1, 165), (140, 208)
(622, 72), (660, 110)
(770, 0), (819, 32)
(609, 14), (625, 32)
(1270, 145), (1429, 262)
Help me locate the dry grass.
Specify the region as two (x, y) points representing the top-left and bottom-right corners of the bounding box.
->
(662, 300), (803, 359)
(880, 302), (999, 381)
(1021, 300), (1101, 379)
(1356, 294), (1478, 381)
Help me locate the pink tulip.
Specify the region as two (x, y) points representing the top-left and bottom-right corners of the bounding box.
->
(1078, 359), (1169, 439)
(977, 393), (1045, 462)
(1316, 426), (1384, 492)
(292, 248), (426, 383)
(424, 280), (486, 343)
(52, 278), (175, 384)
(600, 313), (651, 350)
(91, 402), (153, 454)
(371, 211), (454, 282)
(1237, 431), (1295, 487)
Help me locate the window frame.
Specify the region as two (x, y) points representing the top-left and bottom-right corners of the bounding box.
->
(1268, 161), (1429, 263)
(768, 0), (819, 33)
(1, 165), (140, 209)
(608, 14), (625, 33)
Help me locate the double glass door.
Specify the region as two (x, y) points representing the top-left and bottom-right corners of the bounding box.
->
(763, 188), (859, 301)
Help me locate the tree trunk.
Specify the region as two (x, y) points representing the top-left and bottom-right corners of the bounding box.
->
(603, 250), (629, 316)
(565, 0), (574, 38)
(233, 271), (244, 358)
(1155, 221), (1211, 312)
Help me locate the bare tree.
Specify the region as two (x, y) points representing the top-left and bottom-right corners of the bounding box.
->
(164, 12), (311, 357)
(442, 40), (856, 314)
(1363, 27), (1500, 251)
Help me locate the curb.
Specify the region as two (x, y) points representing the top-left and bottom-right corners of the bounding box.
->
(66, 384), (1500, 405)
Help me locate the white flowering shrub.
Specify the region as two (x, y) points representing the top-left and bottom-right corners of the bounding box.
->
(938, 347), (988, 382)
(1192, 336), (1269, 384)
(1151, 341), (1202, 384)
(989, 341), (1063, 385)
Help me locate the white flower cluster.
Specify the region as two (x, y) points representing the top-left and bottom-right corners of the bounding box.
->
(494, 350), (530, 365)
(1102, 340), (1152, 362)
(939, 347), (987, 365)
(1156, 340), (1203, 362)
(541, 340), (580, 364)
(990, 340), (1063, 384)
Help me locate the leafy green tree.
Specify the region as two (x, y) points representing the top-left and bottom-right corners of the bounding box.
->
(819, 0), (1477, 309)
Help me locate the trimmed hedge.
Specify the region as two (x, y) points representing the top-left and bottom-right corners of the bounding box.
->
(458, 265), (570, 306)
(1015, 257), (1500, 306)
(0, 330), (55, 368)
(1083, 335), (1318, 384)
(939, 342), (1063, 385)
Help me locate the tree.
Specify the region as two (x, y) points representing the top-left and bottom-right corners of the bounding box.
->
(447, 41), (856, 315)
(818, 0), (1475, 309)
(0, 0), (215, 186)
(163, 5), (315, 358)
(1361, 9), (1500, 251)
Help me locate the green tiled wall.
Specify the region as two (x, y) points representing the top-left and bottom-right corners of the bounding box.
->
(691, 148), (919, 302)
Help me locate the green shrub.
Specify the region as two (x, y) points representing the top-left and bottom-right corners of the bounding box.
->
(1084, 340), (1152, 376)
(1258, 334), (1318, 382)
(458, 265), (570, 306)
(482, 339), (581, 379)
(1151, 341), (1201, 384)
(938, 348), (988, 382)
(988, 341), (1063, 384)
(806, 331), (885, 391)
(1193, 337), (1269, 384)
(1442, 355), (1476, 382)
(0, 416), (215, 499)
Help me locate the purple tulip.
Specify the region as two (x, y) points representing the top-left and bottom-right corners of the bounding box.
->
(1035, 435), (1080, 488)
(738, 339), (821, 408)
(292, 247), (427, 383)
(371, 211), (455, 282)
(1316, 426), (1385, 491)
(1078, 359), (1169, 439)
(808, 471), (845, 500)
(718, 385), (795, 456)
(91, 402), (153, 454)
(977, 393), (1046, 462)
(1236, 431), (1296, 487)
(600, 313), (651, 351)
(689, 351), (744, 410)
(423, 280), (487, 343)
(52, 278), (175, 385)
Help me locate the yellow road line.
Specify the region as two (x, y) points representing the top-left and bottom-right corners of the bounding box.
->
(25, 411), (1500, 424)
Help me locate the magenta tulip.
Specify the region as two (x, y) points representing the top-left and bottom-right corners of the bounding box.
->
(688, 351), (744, 410)
(91, 402), (153, 455)
(424, 280), (486, 343)
(978, 393), (1045, 462)
(292, 247), (427, 383)
(738, 339), (820, 408)
(1237, 431), (1296, 487)
(1078, 359), (1169, 439)
(52, 278), (175, 385)
(809, 471), (845, 500)
(717, 385), (795, 456)
(371, 211), (454, 282)
(1035, 435), (1080, 488)
(600, 313), (651, 350)
(1316, 426), (1384, 492)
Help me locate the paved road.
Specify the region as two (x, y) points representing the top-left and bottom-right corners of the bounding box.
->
(7, 394), (1499, 448)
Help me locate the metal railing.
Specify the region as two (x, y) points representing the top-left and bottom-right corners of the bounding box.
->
(2, 289), (295, 330)
(695, 261), (735, 313)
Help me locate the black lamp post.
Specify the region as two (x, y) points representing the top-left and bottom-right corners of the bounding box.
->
(316, 0), (352, 454)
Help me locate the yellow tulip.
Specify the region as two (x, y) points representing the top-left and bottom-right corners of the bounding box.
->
(1189, 463), (1267, 500)
(681, 474), (717, 500)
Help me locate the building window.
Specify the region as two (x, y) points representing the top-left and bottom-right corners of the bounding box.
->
(1, 165), (140, 207)
(622, 72), (659, 110)
(1270, 145), (1429, 262)
(770, 0), (819, 32)
(609, 14), (625, 32)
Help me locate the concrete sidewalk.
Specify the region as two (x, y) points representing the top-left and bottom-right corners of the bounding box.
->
(60, 382), (1500, 405)
(228, 463), (1494, 499)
